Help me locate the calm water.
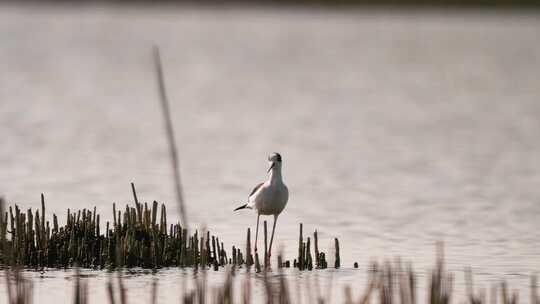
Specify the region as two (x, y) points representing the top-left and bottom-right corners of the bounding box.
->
(1, 4), (539, 303)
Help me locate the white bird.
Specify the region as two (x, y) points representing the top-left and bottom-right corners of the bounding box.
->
(234, 152), (289, 257)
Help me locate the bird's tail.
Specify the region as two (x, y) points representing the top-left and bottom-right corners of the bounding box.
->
(234, 204), (248, 211)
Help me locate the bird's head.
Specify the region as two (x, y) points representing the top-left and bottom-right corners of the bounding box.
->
(267, 152), (282, 173)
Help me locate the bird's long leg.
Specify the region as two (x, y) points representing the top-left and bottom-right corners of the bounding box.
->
(254, 213), (260, 253)
(268, 214), (278, 258)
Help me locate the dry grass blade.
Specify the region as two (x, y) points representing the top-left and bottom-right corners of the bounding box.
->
(152, 46), (188, 229)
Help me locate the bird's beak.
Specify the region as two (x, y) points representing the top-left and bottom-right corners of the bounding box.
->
(267, 162), (275, 173)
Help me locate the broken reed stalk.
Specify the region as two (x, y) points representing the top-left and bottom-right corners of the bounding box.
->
(152, 46), (188, 229)
(465, 266), (485, 304)
(306, 237), (313, 270)
(314, 230), (319, 268)
(0, 197), (7, 262)
(254, 252), (261, 273)
(294, 223), (332, 270)
(298, 223), (303, 270)
(429, 242), (453, 304)
(334, 238), (340, 269)
(246, 228), (253, 267)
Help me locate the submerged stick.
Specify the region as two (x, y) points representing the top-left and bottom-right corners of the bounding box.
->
(153, 46), (188, 229)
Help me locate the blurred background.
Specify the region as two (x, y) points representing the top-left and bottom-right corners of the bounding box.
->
(1, 1), (539, 303)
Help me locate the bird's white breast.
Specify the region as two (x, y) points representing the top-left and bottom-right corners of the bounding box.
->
(249, 182), (288, 215)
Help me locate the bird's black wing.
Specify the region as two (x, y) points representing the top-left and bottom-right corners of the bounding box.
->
(248, 182), (264, 198)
